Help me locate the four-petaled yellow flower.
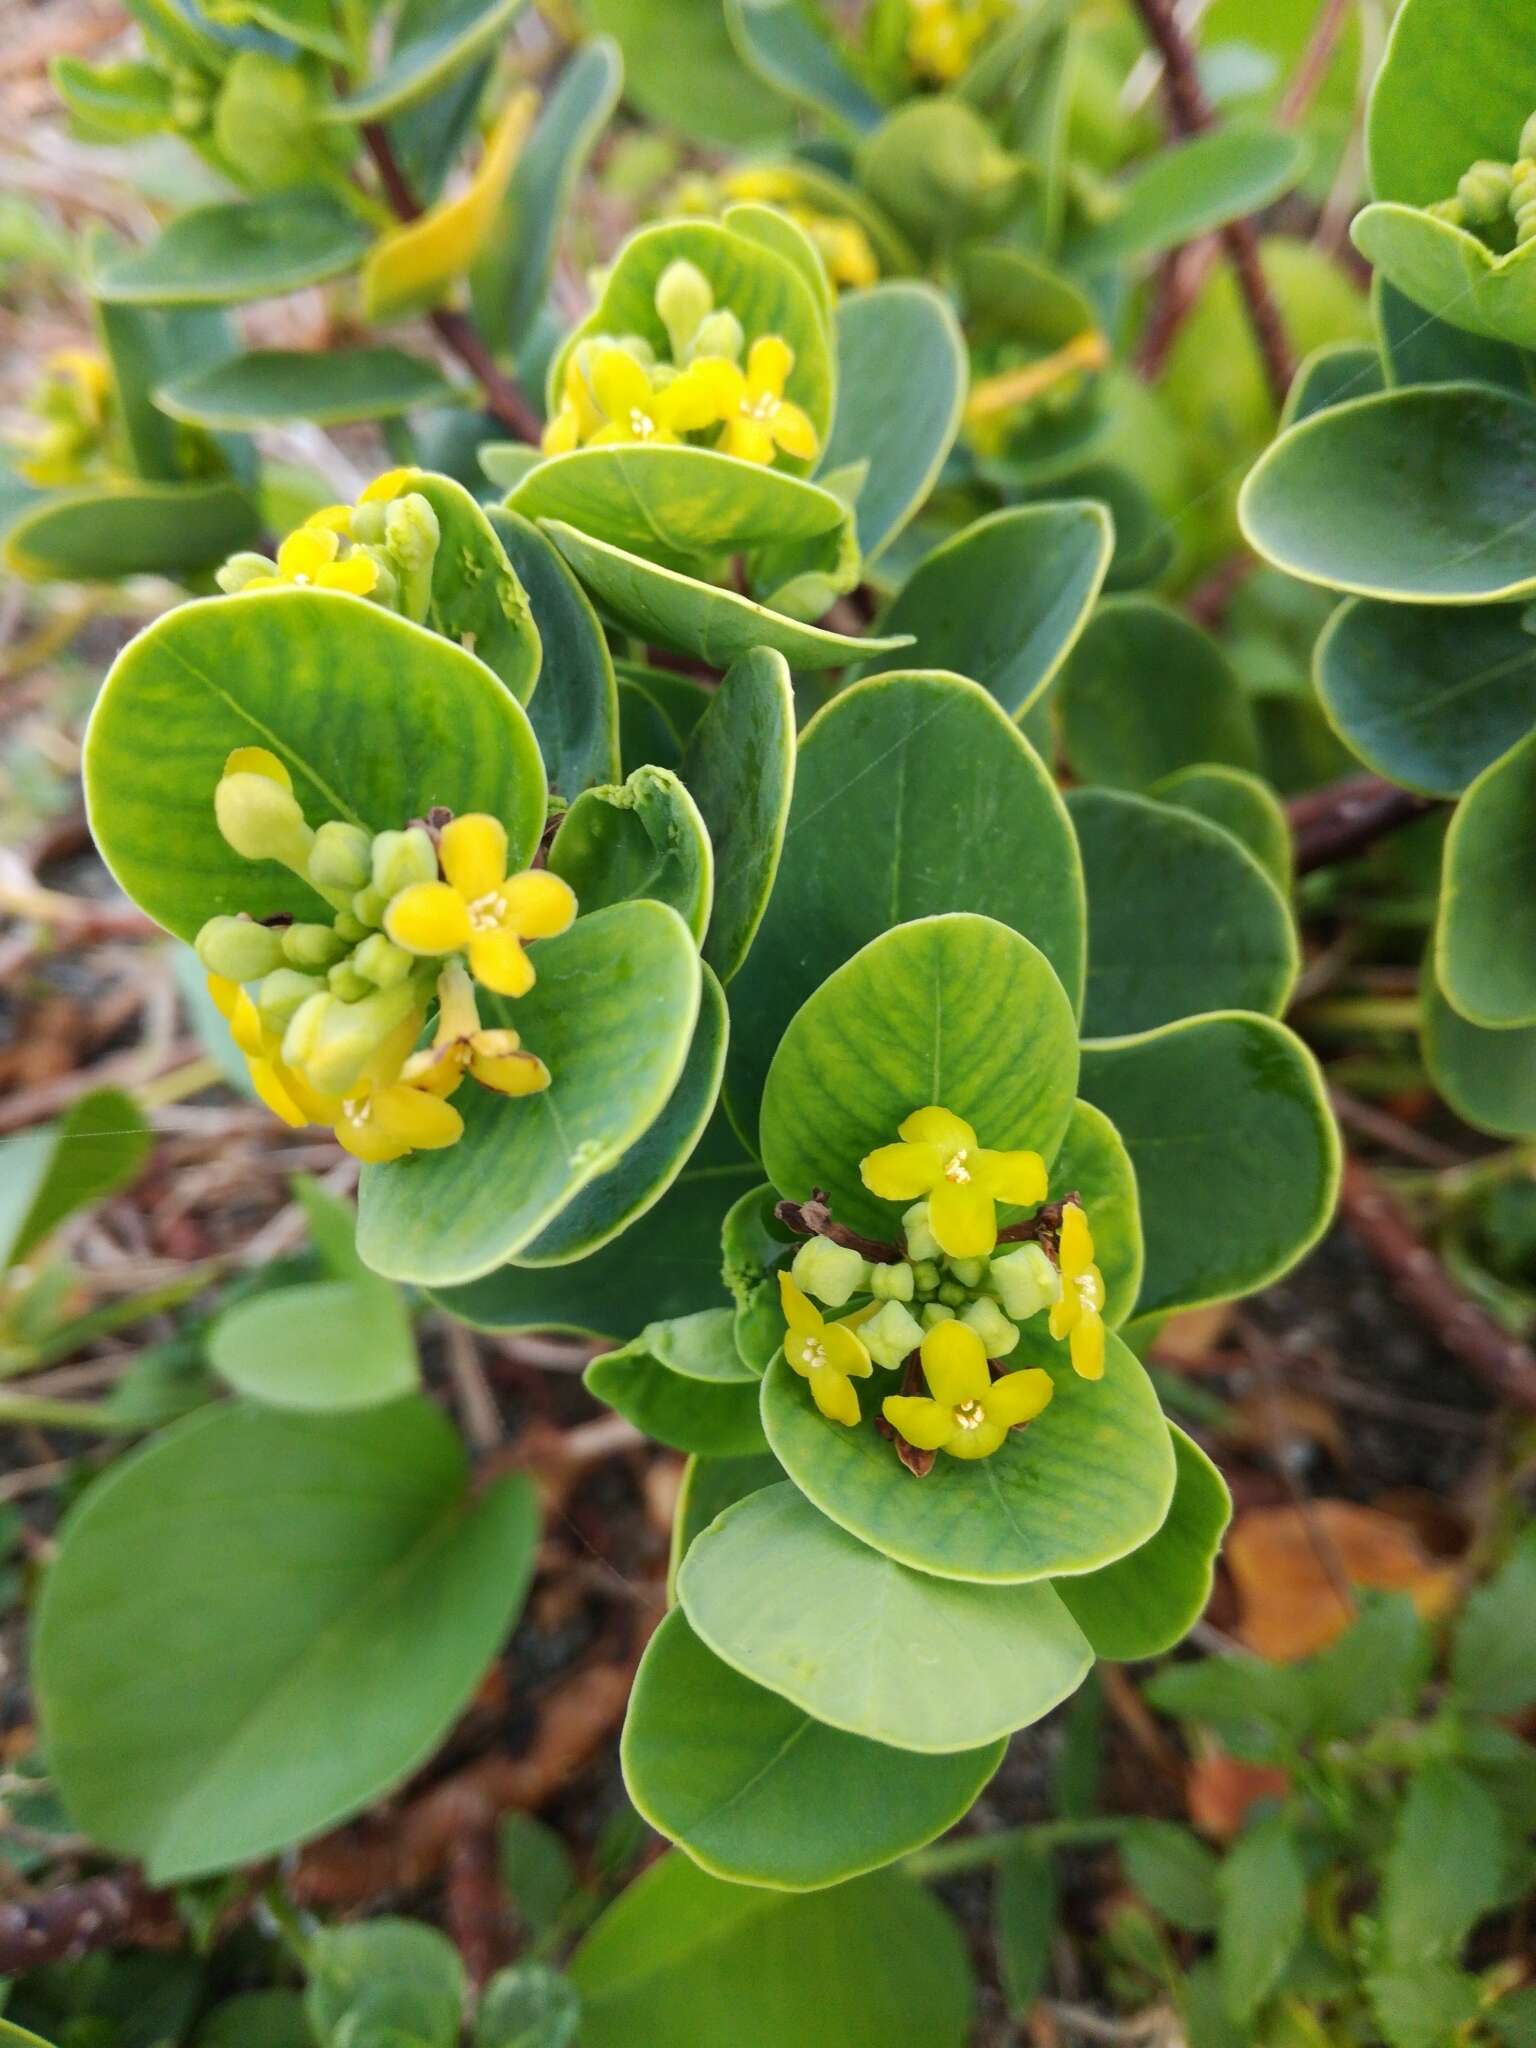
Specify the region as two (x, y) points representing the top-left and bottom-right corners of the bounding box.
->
(245, 525), (379, 596)
(779, 1271), (875, 1427)
(861, 1106), (1046, 1260)
(402, 963), (551, 1101)
(1049, 1201), (1106, 1382)
(715, 336), (819, 465)
(329, 1013), (464, 1165)
(384, 814), (576, 997)
(546, 344), (735, 454)
(883, 1318), (1053, 1462)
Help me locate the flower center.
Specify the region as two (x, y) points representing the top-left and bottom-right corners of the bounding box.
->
(629, 408), (657, 438)
(954, 1398), (986, 1430)
(746, 392), (780, 422)
(293, 572), (312, 585)
(801, 1338), (827, 1369)
(343, 1099), (372, 1130)
(944, 1148), (972, 1185)
(1075, 1273), (1097, 1306)
(467, 891), (502, 933)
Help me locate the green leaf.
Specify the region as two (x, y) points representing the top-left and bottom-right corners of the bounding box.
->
(54, 55), (173, 138)
(668, 1449), (784, 1593)
(760, 1321), (1176, 1584)
(1069, 788), (1297, 1036)
(1367, 0), (1536, 209)
(194, 1992), (311, 2048)
(581, 0), (791, 146)
(157, 347), (452, 428)
(476, 1965), (579, 2048)
(3, 479), (260, 584)
(678, 1481), (1093, 1750)
(307, 1919), (464, 2048)
(389, 467), (542, 704)
(862, 505), (1111, 719)
(83, 589), (545, 943)
(1317, 597), (1536, 799)
(723, 0), (885, 132)
(357, 901), (702, 1286)
(487, 508), (619, 798)
(1079, 1014), (1339, 1317)
(546, 518), (908, 669)
(1059, 597), (1261, 790)
(1051, 1099), (1143, 1329)
(1375, 277), (1529, 392)
(94, 191), (373, 305)
(585, 1336), (766, 1454)
(727, 679), (1085, 1144)
(1239, 386), (1536, 603)
(570, 1854), (973, 2046)
(994, 1842), (1056, 2017)
(857, 98), (1025, 252)
(0, 1088), (150, 1272)
(1149, 765), (1292, 892)
(548, 764), (712, 942)
(496, 1817), (575, 1939)
(1218, 1813), (1306, 2022)
(679, 647), (794, 982)
(723, 201), (834, 323)
(1437, 727), (1536, 1027)
(818, 283), (966, 564)
(471, 39), (623, 359)
(1423, 969), (1536, 1138)
(1053, 1425), (1231, 1660)
(621, 1610), (1003, 1889)
(1073, 127), (1305, 269)
(759, 911), (1080, 1242)
(34, 1399), (538, 1881)
(1369, 1966), (1485, 2048)
(430, 1126), (757, 1339)
(94, 289), (244, 484)
(1450, 1523), (1536, 1713)
(1282, 340), (1384, 427)
(1381, 1762), (1503, 1965)
(720, 1180), (792, 1370)
(326, 0), (532, 123)
(1122, 1820), (1221, 1932)
(1353, 204), (1536, 353)
(206, 1275), (418, 1412)
(512, 964), (727, 1266)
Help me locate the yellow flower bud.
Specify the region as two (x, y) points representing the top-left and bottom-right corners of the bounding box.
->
(655, 258), (715, 359)
(869, 1260), (914, 1302)
(353, 932), (416, 988)
(215, 552), (279, 594)
(214, 771), (314, 873)
(988, 1242), (1060, 1322)
(290, 983), (421, 1098)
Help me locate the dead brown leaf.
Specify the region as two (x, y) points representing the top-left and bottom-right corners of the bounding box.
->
(1227, 1499), (1459, 1660)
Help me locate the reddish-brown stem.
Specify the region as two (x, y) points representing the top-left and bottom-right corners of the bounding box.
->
(360, 122), (543, 445)
(1338, 1155), (1536, 1413)
(0, 1875), (181, 1974)
(774, 1190), (905, 1264)
(995, 1194), (1080, 1258)
(1288, 773), (1441, 874)
(1277, 0), (1354, 128)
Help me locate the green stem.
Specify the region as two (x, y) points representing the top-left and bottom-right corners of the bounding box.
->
(0, 1393), (134, 1435)
(903, 1817), (1134, 1879)
(1297, 995), (1423, 1036)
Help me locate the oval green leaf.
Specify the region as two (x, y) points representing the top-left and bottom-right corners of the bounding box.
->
(488, 508), (620, 798)
(668, 1449), (784, 1595)
(3, 479), (259, 583)
(680, 647), (795, 982)
(157, 346), (452, 428)
(723, 0), (884, 132)
(390, 467), (542, 704)
(1436, 726), (1536, 1028)
(326, 0), (531, 123)
(207, 1277), (418, 1412)
(1423, 968), (1536, 1139)
(1366, 0), (1536, 208)
(548, 765), (713, 943)
(1073, 126), (1305, 269)
(1150, 765), (1292, 891)
(94, 190), (373, 305)
(586, 1314), (766, 1457)
(1353, 202), (1536, 352)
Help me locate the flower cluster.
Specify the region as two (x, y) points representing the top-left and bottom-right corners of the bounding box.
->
(19, 350), (116, 488)
(778, 1105), (1107, 1467)
(904, 0), (1010, 85)
(194, 748), (573, 1163)
(718, 171), (880, 290)
(541, 259), (820, 468)
(1428, 109), (1536, 248)
(215, 469), (441, 621)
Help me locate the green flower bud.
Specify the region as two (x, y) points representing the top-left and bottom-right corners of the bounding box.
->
(616, 333), (656, 368)
(868, 1260), (914, 1302)
(333, 910), (369, 943)
(937, 1278), (969, 1308)
(353, 932), (414, 988)
(351, 500), (388, 546)
(790, 1236), (870, 1308)
(279, 989), (329, 1072)
(1426, 196), (1466, 225)
(961, 1295), (1020, 1359)
(655, 258), (714, 359)
(282, 922), (348, 970)
(920, 1301), (955, 1329)
(215, 771), (314, 872)
(257, 968), (324, 1031)
(358, 550), (399, 609)
(308, 820), (374, 894)
(327, 962), (374, 1002)
(352, 884), (388, 928)
(290, 982), (419, 1098)
(689, 309), (744, 364)
(988, 1242), (1061, 1322)
(371, 826), (438, 899)
(861, 1299), (924, 1371)
(947, 1256), (986, 1288)
(903, 1201), (940, 1262)
(383, 493), (441, 623)
(215, 552), (278, 594)
(194, 914), (286, 982)
(911, 1258), (941, 1295)
(1521, 115), (1536, 164)
(1457, 159), (1513, 226)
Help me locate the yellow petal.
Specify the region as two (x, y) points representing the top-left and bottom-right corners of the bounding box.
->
(881, 1395), (954, 1452)
(373, 1082), (464, 1151)
(332, 1110), (411, 1165)
(1058, 1201), (1093, 1281)
(222, 746), (291, 790)
(769, 399), (819, 461)
(860, 1139), (942, 1202)
(1069, 1313), (1105, 1382)
(385, 880), (474, 955)
(778, 1269), (823, 1339)
(205, 972), (240, 1023)
(440, 813), (508, 899)
(747, 333), (793, 397)
(810, 1367), (861, 1427)
(722, 416), (776, 465)
(1048, 1296), (1075, 1342)
(975, 1147), (1047, 1205)
(400, 1045), (467, 1098)
(919, 1317), (990, 1407)
(497, 868), (577, 940)
(660, 356), (743, 431)
(469, 1038), (551, 1096)
(542, 405), (581, 454)
(241, 575), (282, 590)
(929, 1176), (998, 1259)
(945, 1418), (1009, 1461)
(226, 987), (266, 1059)
(591, 342), (652, 422)
(899, 1106), (976, 1152)
(276, 527), (339, 581)
(821, 1322), (873, 1379)
(985, 1367), (1055, 1430)
(317, 554), (379, 595)
(1081, 1263), (1106, 1314)
(305, 504), (354, 534)
(248, 1057), (310, 1128)
(359, 467), (412, 504)
(468, 927), (534, 997)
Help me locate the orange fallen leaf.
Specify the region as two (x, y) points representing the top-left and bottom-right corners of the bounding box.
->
(1227, 1500), (1459, 1661)
(1150, 1302), (1234, 1371)
(1186, 1741), (1292, 1840)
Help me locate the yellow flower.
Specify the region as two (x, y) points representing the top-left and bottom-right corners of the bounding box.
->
(779, 1270), (875, 1427)
(384, 813), (576, 998)
(906, 0), (1001, 84)
(244, 525), (379, 596)
(805, 212), (879, 290)
(205, 973), (336, 1131)
(861, 1106), (1046, 1261)
(882, 1318), (1053, 1462)
(401, 962), (551, 1100)
(714, 336), (819, 465)
(330, 1014), (464, 1165)
(542, 346), (609, 454)
(579, 344), (736, 449)
(1048, 1201), (1106, 1381)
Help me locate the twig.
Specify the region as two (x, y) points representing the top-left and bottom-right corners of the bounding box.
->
(996, 1193), (1080, 1253)
(774, 1190), (905, 1264)
(442, 1317), (504, 1453)
(1129, 0), (1296, 408)
(0, 1875), (179, 1974)
(1288, 773), (1440, 874)
(359, 124), (543, 444)
(1338, 1154), (1536, 1412)
(1329, 1088), (1467, 1171)
(1277, 0), (1354, 127)
(444, 1809), (506, 1989)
